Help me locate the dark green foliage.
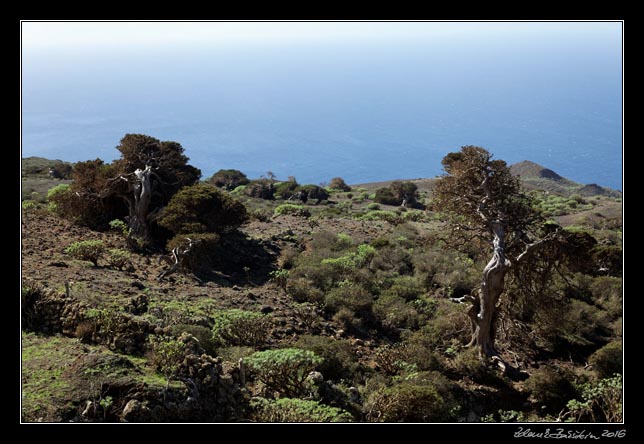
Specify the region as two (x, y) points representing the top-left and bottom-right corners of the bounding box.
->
(273, 179), (300, 200)
(564, 375), (622, 422)
(589, 341), (622, 379)
(407, 301), (470, 353)
(328, 177), (351, 192)
(166, 233), (220, 273)
(324, 285), (373, 317)
(592, 244), (622, 277)
(245, 179), (275, 199)
(373, 295), (420, 330)
(374, 187), (399, 206)
(524, 365), (578, 413)
(49, 159), (124, 228)
(296, 184), (330, 204)
(170, 324), (217, 357)
(159, 183), (248, 235)
(211, 309), (271, 347)
(251, 397), (353, 422)
(148, 335), (186, 383)
(65, 240), (106, 266)
(451, 347), (494, 383)
(114, 134), (201, 192)
(374, 181), (419, 207)
(48, 162), (73, 179)
(287, 278), (325, 305)
(390, 181), (420, 207)
(364, 372), (458, 422)
(106, 248), (131, 270)
(245, 348), (323, 397)
(294, 335), (359, 382)
(208, 169), (250, 190)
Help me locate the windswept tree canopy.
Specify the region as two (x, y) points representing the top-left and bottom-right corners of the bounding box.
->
(49, 134), (202, 249)
(433, 146), (598, 362)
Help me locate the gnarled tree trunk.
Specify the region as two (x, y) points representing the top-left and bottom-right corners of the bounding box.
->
(127, 165), (155, 246)
(466, 221), (510, 358)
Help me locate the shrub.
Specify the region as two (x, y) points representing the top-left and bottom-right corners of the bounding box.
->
(355, 210), (402, 225)
(211, 309), (271, 347)
(296, 185), (330, 204)
(105, 248), (131, 270)
(324, 285), (373, 317)
(373, 294), (420, 330)
(373, 344), (409, 375)
(245, 348), (323, 397)
(408, 300), (470, 353)
(383, 275), (424, 301)
(564, 375), (622, 422)
(364, 372), (457, 422)
(287, 278), (325, 305)
(251, 397), (353, 422)
(208, 169), (250, 190)
(166, 232), (220, 273)
(46, 183), (73, 215)
(328, 177), (351, 192)
(274, 204), (311, 218)
(292, 302), (322, 331)
(245, 179), (275, 199)
(321, 244), (376, 273)
(374, 187), (399, 206)
(170, 324), (217, 357)
(148, 335), (186, 385)
(22, 200), (39, 211)
(269, 268), (289, 295)
(525, 365), (578, 413)
(367, 203), (380, 211)
(451, 347), (493, 383)
(249, 209), (272, 222)
(589, 341), (622, 379)
(65, 240), (105, 266)
(108, 219), (129, 235)
(294, 335), (358, 381)
(158, 183), (248, 235)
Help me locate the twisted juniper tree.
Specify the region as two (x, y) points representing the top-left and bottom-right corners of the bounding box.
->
(51, 134), (201, 249)
(109, 134), (201, 247)
(433, 146), (595, 363)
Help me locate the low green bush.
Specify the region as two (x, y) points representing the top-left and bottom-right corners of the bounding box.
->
(589, 341), (622, 379)
(294, 334), (359, 381)
(251, 397), (353, 422)
(525, 365), (578, 413)
(245, 348), (323, 397)
(274, 204), (311, 217)
(106, 248), (131, 270)
(211, 309), (271, 347)
(364, 372), (458, 422)
(65, 240), (106, 266)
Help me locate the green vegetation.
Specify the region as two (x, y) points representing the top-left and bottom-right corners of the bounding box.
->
(211, 309), (271, 347)
(20, 141), (622, 423)
(245, 348), (323, 397)
(251, 397), (353, 422)
(65, 240), (106, 266)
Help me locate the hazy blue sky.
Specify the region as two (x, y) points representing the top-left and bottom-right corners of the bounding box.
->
(22, 21), (620, 51)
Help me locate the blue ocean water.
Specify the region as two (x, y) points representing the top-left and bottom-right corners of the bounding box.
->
(22, 25), (623, 190)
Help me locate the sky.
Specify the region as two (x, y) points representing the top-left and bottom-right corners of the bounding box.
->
(21, 21), (623, 189)
(21, 21), (620, 51)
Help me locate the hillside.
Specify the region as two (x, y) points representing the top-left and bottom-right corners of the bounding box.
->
(21, 156), (623, 423)
(509, 160), (622, 197)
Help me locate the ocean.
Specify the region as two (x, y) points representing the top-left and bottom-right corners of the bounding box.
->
(21, 24), (623, 190)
